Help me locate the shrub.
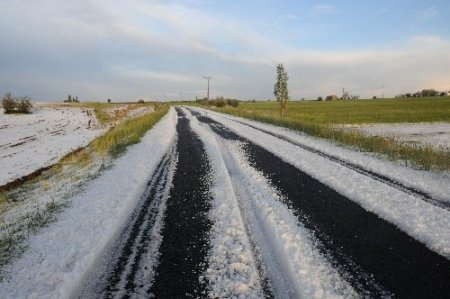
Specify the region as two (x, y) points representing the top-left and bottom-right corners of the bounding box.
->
(2, 93), (16, 113)
(215, 97), (226, 107)
(228, 99), (239, 107)
(17, 96), (33, 113)
(2, 93), (33, 114)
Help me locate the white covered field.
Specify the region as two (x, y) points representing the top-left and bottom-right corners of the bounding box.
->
(0, 105), (105, 186)
(345, 123), (450, 150)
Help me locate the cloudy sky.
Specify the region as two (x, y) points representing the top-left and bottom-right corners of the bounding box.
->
(1, 0), (449, 101)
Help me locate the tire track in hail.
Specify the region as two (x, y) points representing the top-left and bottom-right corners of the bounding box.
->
(80, 108), (214, 298)
(78, 137), (177, 298)
(190, 109), (450, 298)
(147, 108), (213, 297)
(213, 112), (449, 211)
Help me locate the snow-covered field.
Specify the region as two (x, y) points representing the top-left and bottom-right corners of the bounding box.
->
(344, 122), (450, 150)
(0, 106), (105, 186)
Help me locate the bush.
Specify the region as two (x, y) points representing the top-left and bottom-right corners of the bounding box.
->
(228, 99), (239, 107)
(215, 96), (226, 107)
(2, 93), (16, 113)
(2, 93), (33, 114)
(17, 96), (33, 113)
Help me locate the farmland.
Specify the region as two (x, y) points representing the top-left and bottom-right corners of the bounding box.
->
(221, 97), (450, 124)
(212, 97), (450, 170)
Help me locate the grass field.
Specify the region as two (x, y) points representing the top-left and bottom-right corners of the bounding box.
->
(210, 97), (450, 171)
(224, 97), (450, 124)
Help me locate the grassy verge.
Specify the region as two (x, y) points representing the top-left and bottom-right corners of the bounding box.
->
(91, 104), (169, 157)
(212, 97), (450, 171)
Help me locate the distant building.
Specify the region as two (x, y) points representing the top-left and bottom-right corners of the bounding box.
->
(326, 95), (338, 101)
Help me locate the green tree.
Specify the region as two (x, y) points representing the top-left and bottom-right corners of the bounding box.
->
(274, 63), (289, 116)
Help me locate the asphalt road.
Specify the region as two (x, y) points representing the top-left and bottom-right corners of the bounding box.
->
(78, 107), (450, 298)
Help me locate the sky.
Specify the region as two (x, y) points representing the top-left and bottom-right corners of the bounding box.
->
(1, 0), (450, 101)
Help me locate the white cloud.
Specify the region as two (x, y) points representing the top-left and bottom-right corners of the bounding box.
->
(312, 4), (335, 15)
(417, 5), (438, 20)
(0, 1), (449, 101)
(272, 36), (450, 98)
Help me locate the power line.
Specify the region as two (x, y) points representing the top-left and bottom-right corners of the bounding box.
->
(203, 76), (212, 100)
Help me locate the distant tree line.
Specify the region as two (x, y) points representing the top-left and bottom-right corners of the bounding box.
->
(196, 96), (239, 108)
(63, 94), (79, 103)
(396, 89), (449, 98)
(2, 92), (33, 114)
(316, 93), (359, 101)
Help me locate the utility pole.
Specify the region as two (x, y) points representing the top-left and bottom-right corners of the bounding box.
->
(203, 76), (212, 100)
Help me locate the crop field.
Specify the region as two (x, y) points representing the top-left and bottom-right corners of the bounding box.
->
(212, 97), (450, 171)
(216, 97), (450, 124)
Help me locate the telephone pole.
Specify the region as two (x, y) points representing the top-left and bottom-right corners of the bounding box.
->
(203, 76), (212, 100)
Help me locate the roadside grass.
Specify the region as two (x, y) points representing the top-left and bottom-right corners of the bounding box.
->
(213, 97), (450, 171)
(91, 104), (168, 157)
(0, 103), (169, 277)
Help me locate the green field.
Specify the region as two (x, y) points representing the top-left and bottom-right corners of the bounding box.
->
(221, 97), (450, 124)
(210, 97), (450, 171)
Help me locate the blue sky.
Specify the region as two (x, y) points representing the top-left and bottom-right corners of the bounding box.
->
(1, 0), (449, 101)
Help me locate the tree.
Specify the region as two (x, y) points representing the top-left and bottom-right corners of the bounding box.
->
(2, 93), (16, 113)
(274, 63), (289, 116)
(2, 93), (33, 114)
(421, 89), (439, 97)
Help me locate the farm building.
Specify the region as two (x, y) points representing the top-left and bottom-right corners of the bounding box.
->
(326, 95), (338, 101)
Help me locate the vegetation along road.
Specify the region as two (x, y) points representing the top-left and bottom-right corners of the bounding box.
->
(76, 107), (450, 298)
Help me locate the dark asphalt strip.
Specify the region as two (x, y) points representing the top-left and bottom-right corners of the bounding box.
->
(103, 151), (173, 296)
(148, 108), (213, 297)
(77, 142), (176, 298)
(212, 112), (449, 211)
(194, 113), (450, 299)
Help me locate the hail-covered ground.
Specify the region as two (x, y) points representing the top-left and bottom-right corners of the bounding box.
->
(343, 122), (450, 150)
(0, 107), (449, 298)
(0, 105), (105, 187)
